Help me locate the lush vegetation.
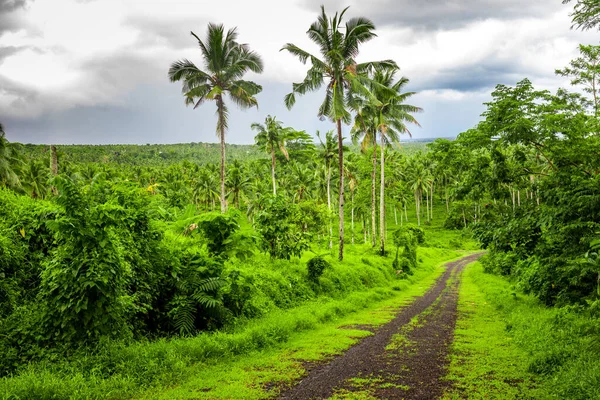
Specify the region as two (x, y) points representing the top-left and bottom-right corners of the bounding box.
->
(444, 262), (600, 400)
(1, 1), (600, 398)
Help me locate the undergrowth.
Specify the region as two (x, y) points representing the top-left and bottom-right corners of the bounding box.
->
(443, 262), (600, 399)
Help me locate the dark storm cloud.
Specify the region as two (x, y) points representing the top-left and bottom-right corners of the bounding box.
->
(0, 0), (29, 13)
(414, 62), (527, 92)
(0, 0), (32, 36)
(301, 0), (563, 30)
(125, 15), (210, 49)
(0, 45), (23, 62)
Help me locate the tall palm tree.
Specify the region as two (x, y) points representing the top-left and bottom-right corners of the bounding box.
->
(371, 69), (421, 254)
(169, 24), (264, 213)
(282, 6), (395, 260)
(352, 68), (421, 253)
(251, 115), (294, 195)
(317, 130), (339, 249)
(352, 109), (378, 248)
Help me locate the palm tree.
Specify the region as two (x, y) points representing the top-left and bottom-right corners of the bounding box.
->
(352, 109), (378, 248)
(352, 68), (421, 253)
(20, 159), (50, 199)
(282, 6), (395, 260)
(371, 69), (421, 254)
(169, 24), (264, 213)
(0, 124), (21, 188)
(317, 130), (339, 249)
(251, 115), (294, 195)
(226, 160), (250, 209)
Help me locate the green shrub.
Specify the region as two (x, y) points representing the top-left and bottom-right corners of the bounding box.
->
(307, 256), (330, 282)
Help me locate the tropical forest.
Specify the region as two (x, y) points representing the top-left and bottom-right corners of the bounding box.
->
(1, 1), (600, 399)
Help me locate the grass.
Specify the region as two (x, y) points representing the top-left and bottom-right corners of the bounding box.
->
(441, 261), (538, 399)
(0, 242), (470, 399)
(133, 247), (466, 399)
(443, 261), (600, 400)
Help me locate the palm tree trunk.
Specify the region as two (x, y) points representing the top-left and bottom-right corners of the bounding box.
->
(271, 148), (277, 195)
(327, 165), (332, 250)
(50, 145), (58, 195)
(430, 183), (434, 221)
(425, 189), (430, 222)
(371, 135), (377, 248)
(351, 189), (355, 245)
(379, 131), (385, 255)
(415, 190), (420, 226)
(217, 96), (227, 213)
(337, 118), (345, 261)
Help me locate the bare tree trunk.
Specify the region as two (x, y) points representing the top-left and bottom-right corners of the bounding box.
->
(445, 188), (449, 213)
(271, 148), (277, 195)
(394, 206), (398, 226)
(337, 118), (345, 261)
(425, 190), (430, 223)
(351, 190), (355, 245)
(517, 190), (521, 207)
(371, 134), (377, 248)
(217, 96), (227, 213)
(415, 190), (421, 226)
(379, 131), (385, 255)
(404, 203), (408, 223)
(430, 183), (434, 221)
(327, 166), (332, 250)
(50, 145), (58, 195)
(511, 189), (516, 213)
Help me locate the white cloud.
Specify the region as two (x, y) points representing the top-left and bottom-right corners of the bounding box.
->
(0, 0), (598, 143)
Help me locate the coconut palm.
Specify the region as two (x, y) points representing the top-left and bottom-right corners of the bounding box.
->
(169, 24), (264, 213)
(282, 6), (395, 260)
(370, 69), (421, 254)
(20, 159), (50, 199)
(252, 115), (295, 195)
(317, 130), (339, 249)
(0, 124), (21, 188)
(351, 111), (378, 247)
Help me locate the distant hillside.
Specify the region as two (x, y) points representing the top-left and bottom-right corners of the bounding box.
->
(16, 139), (443, 167)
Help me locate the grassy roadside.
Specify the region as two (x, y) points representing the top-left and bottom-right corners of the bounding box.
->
(0, 244), (470, 400)
(443, 261), (600, 400)
(442, 261), (538, 399)
(136, 248), (470, 400)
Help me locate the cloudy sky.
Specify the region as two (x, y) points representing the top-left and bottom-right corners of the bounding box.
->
(0, 0), (597, 145)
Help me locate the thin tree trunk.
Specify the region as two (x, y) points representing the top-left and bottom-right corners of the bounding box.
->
(50, 145), (58, 195)
(394, 206), (398, 226)
(430, 183), (434, 221)
(351, 190), (355, 245)
(425, 190), (430, 223)
(517, 190), (521, 207)
(371, 134), (377, 248)
(379, 131), (385, 255)
(271, 148), (276, 195)
(404, 203), (408, 223)
(511, 189), (516, 213)
(415, 190), (421, 226)
(327, 166), (332, 249)
(445, 187), (449, 213)
(217, 96), (227, 213)
(337, 118), (345, 261)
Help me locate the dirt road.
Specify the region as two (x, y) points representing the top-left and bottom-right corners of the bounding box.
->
(278, 252), (485, 400)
